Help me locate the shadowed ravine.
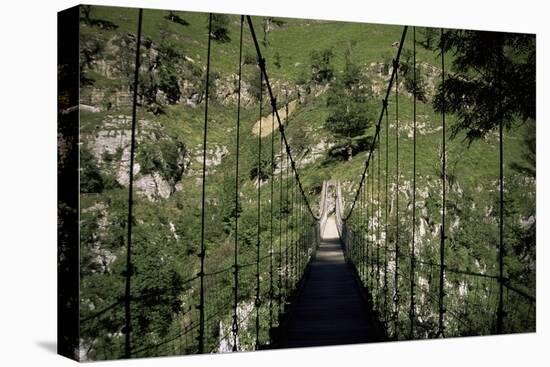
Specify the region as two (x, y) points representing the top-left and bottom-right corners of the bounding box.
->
(281, 217), (374, 348)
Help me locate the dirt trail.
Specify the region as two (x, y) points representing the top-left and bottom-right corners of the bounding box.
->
(252, 100), (298, 137)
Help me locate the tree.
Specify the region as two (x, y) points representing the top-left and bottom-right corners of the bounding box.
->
(243, 65), (263, 102)
(137, 138), (187, 190)
(131, 225), (185, 338)
(80, 145), (104, 193)
(324, 47), (376, 160)
(310, 48), (334, 84)
(81, 5), (92, 24)
(507, 121), (536, 287)
(399, 49), (427, 102)
(325, 49), (373, 138)
(510, 121), (535, 179)
(80, 32), (103, 86)
(274, 51), (282, 69)
(209, 14), (231, 43)
(80, 5), (118, 30)
(114, 29), (185, 113)
(431, 30), (535, 142)
(165, 11), (189, 26)
(420, 27), (438, 49)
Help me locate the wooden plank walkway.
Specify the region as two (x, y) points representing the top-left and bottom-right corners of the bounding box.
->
(281, 217), (375, 348)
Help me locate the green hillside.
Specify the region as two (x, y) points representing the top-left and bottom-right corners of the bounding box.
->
(76, 5), (535, 360)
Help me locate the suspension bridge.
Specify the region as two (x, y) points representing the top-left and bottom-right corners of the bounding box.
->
(78, 11), (536, 360)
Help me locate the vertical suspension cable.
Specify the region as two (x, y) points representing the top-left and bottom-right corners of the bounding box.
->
(438, 28), (447, 337)
(269, 98), (275, 333)
(393, 54), (400, 339)
(296, 183), (300, 278)
(294, 179), (298, 284)
(285, 152), (290, 293)
(290, 171), (296, 288)
(289, 167), (294, 286)
(286, 93), (295, 288)
(303, 191), (306, 273)
(368, 163), (372, 289)
(409, 26), (417, 339)
(376, 122), (381, 310)
(295, 179), (299, 281)
(383, 100), (389, 324)
(367, 164), (371, 288)
(497, 33), (505, 334)
(231, 15), (244, 352)
(362, 174), (366, 281)
(358, 173), (362, 277)
(366, 169), (370, 286)
(278, 118), (284, 312)
(370, 151), (377, 294)
(255, 63), (263, 350)
(123, 8), (142, 358)
(364, 177), (368, 281)
(197, 13), (213, 354)
(304, 188), (307, 274)
(299, 189), (303, 276)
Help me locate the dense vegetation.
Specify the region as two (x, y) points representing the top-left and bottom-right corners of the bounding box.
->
(76, 5), (535, 360)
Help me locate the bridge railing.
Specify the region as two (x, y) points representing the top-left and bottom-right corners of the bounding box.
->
(79, 215), (320, 360)
(338, 217), (535, 340)
(319, 181), (329, 236)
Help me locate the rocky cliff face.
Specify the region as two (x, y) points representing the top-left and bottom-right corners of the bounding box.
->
(85, 114), (184, 200)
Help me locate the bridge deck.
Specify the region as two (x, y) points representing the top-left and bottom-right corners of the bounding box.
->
(282, 217), (375, 348)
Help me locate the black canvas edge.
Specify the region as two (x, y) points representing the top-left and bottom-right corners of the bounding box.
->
(58, 4), (81, 362)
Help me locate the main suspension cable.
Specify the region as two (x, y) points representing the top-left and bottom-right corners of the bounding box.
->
(246, 16), (318, 220)
(342, 27), (408, 221)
